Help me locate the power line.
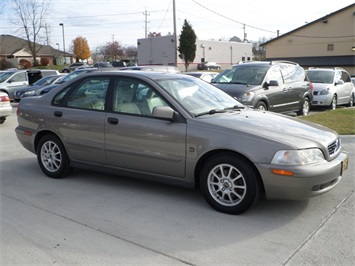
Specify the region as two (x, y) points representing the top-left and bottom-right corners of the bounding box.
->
(191, 0), (276, 34)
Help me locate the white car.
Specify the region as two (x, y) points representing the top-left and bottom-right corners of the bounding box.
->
(184, 71), (219, 83)
(0, 92), (12, 124)
(306, 68), (354, 109)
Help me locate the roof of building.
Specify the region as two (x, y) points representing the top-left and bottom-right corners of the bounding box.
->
(0, 34), (70, 56)
(261, 3), (355, 46)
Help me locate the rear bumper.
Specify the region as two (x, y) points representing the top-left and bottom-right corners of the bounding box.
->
(0, 105), (12, 118)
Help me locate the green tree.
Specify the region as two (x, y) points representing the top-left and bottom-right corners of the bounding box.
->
(73, 36), (91, 61)
(178, 19), (197, 71)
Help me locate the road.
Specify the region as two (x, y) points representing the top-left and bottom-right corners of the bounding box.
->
(1, 106), (354, 265)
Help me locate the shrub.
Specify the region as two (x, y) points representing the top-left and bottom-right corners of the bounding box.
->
(40, 57), (49, 66)
(19, 59), (32, 69)
(0, 59), (14, 70)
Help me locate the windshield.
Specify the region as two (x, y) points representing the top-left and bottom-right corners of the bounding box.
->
(0, 72), (16, 83)
(212, 65), (268, 85)
(156, 76), (242, 116)
(33, 76), (59, 86)
(306, 70), (334, 84)
(55, 70), (91, 84)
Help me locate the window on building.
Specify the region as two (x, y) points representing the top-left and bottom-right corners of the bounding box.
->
(327, 44), (334, 51)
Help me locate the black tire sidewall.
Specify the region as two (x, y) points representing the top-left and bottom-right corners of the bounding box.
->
(200, 154), (258, 214)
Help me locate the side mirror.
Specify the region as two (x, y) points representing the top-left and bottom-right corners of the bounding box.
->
(335, 80), (344, 85)
(263, 80), (278, 89)
(152, 106), (175, 119)
(268, 80), (279, 87)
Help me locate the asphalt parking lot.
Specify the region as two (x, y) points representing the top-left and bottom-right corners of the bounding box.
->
(1, 105), (354, 265)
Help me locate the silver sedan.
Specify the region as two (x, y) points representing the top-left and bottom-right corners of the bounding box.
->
(15, 71), (349, 214)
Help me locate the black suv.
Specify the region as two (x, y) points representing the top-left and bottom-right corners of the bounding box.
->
(211, 61), (313, 116)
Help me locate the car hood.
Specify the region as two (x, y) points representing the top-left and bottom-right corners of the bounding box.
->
(212, 83), (259, 98)
(196, 108), (337, 150)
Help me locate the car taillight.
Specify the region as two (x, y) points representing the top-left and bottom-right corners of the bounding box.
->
(310, 82), (314, 91)
(0, 95), (10, 102)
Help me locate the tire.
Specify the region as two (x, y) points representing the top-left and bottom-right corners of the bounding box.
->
(37, 134), (71, 178)
(348, 94), (354, 107)
(255, 101), (267, 111)
(199, 153), (260, 214)
(0, 117), (5, 124)
(296, 97), (310, 116)
(62, 69), (69, 73)
(330, 95), (337, 110)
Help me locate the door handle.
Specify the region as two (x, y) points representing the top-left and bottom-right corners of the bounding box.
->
(54, 111), (62, 117)
(107, 117), (119, 125)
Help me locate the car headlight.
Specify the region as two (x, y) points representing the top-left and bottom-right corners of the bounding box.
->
(271, 149), (325, 165)
(319, 89), (330, 95)
(24, 90), (36, 96)
(240, 91), (255, 102)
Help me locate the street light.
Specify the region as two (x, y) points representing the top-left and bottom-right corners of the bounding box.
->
(59, 23), (66, 64)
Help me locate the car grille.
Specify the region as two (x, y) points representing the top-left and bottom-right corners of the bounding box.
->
(313, 91), (319, 95)
(328, 138), (341, 156)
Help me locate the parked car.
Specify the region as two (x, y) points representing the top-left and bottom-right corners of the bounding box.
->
(119, 65), (181, 73)
(0, 91), (12, 124)
(197, 62), (221, 70)
(93, 62), (114, 69)
(0, 69), (60, 100)
(62, 62), (88, 73)
(16, 71), (348, 214)
(211, 61), (313, 116)
(13, 74), (66, 102)
(111, 61), (127, 68)
(184, 71), (219, 83)
(351, 77), (355, 86)
(306, 68), (354, 109)
(38, 67), (106, 95)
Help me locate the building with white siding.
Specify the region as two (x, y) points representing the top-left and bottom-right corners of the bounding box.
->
(137, 35), (253, 71)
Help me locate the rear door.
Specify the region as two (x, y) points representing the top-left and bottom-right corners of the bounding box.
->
(279, 64), (309, 111)
(337, 71), (353, 104)
(51, 75), (110, 164)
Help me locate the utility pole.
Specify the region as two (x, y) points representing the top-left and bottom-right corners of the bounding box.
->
(173, 0), (177, 67)
(143, 9), (150, 38)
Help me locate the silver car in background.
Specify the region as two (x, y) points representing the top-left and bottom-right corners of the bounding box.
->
(16, 71), (348, 214)
(306, 68), (354, 109)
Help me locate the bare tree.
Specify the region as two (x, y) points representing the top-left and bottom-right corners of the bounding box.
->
(11, 0), (51, 66)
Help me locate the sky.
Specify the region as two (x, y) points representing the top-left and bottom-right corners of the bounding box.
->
(1, 0), (354, 50)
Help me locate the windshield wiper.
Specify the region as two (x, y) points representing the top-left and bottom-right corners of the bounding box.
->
(195, 109), (226, 117)
(224, 105), (245, 110)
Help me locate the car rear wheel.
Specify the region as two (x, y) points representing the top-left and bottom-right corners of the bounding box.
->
(200, 154), (260, 214)
(330, 95), (337, 110)
(37, 134), (71, 178)
(296, 97), (310, 116)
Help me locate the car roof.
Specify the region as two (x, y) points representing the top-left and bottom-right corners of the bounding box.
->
(73, 70), (185, 80)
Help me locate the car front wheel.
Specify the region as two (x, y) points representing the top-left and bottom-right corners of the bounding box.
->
(37, 134), (71, 178)
(255, 101), (267, 111)
(200, 154), (260, 214)
(330, 95), (337, 110)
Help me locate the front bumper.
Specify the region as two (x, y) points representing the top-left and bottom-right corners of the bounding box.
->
(256, 151), (348, 200)
(312, 94), (332, 106)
